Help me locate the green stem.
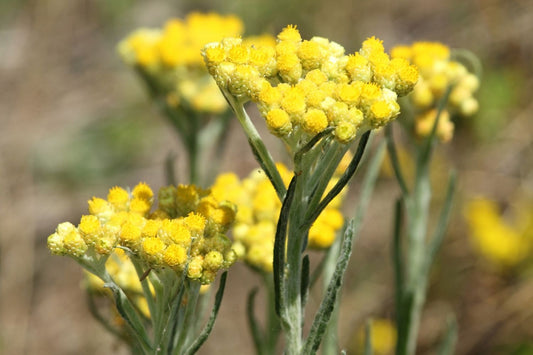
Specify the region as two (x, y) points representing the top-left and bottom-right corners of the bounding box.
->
(176, 281), (201, 352)
(283, 175), (307, 354)
(223, 92), (287, 200)
(263, 272), (281, 355)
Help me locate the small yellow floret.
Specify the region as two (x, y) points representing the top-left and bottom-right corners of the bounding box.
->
(266, 109), (292, 136)
(88, 197), (112, 218)
(142, 219), (161, 238)
(130, 198), (151, 216)
(163, 244), (188, 267)
(107, 187), (130, 210)
(228, 44), (250, 64)
(79, 215), (100, 237)
(132, 182), (154, 201)
(184, 212), (207, 234)
(142, 237), (165, 262)
(305, 69), (328, 85)
(119, 222), (142, 246)
(277, 25), (301, 43)
(334, 121), (357, 144)
(204, 251), (224, 271)
(303, 109), (328, 135)
(281, 87), (306, 115)
(187, 256), (204, 279)
(370, 101), (393, 122)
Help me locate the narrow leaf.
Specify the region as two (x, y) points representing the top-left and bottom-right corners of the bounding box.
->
(354, 140), (387, 228)
(104, 282), (152, 351)
(273, 176), (298, 317)
(301, 254), (310, 311)
(392, 198), (405, 322)
(302, 220), (357, 354)
(246, 288), (264, 353)
(426, 171), (456, 274)
(305, 131), (371, 228)
(183, 272), (228, 355)
(385, 125), (409, 196)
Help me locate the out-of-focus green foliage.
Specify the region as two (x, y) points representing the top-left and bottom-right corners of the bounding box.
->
(33, 107), (159, 186)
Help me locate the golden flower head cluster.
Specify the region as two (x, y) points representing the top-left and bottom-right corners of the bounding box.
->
(118, 12), (256, 114)
(203, 26), (418, 145)
(465, 197), (532, 269)
(391, 42), (480, 142)
(210, 162), (348, 272)
(48, 182), (237, 284)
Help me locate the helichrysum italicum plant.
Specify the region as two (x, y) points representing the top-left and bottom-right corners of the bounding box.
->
(203, 25), (417, 354)
(48, 182), (237, 354)
(49, 12), (482, 354)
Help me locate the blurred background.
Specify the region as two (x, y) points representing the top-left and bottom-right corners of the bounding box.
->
(0, 0), (532, 354)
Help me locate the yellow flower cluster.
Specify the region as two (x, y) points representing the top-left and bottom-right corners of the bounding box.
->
(391, 42), (480, 142)
(48, 182), (237, 284)
(465, 198), (532, 269)
(117, 12), (247, 114)
(210, 163), (347, 272)
(203, 26), (418, 144)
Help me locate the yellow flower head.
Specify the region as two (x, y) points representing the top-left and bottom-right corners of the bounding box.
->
(465, 197), (530, 269)
(118, 13), (265, 114)
(203, 26), (417, 147)
(391, 41), (480, 142)
(48, 182), (237, 284)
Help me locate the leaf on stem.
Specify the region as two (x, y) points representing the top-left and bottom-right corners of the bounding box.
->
(302, 220), (357, 354)
(304, 131), (371, 228)
(273, 175), (298, 317)
(385, 125), (409, 196)
(246, 287), (264, 353)
(183, 272), (228, 355)
(104, 282), (153, 352)
(392, 198), (405, 322)
(86, 290), (129, 342)
(294, 127), (334, 168)
(301, 254), (310, 311)
(426, 170), (457, 274)
(354, 140), (387, 227)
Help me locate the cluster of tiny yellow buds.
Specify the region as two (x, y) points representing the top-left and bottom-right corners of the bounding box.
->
(48, 182), (237, 284)
(117, 12), (249, 114)
(465, 198), (532, 269)
(203, 27), (417, 145)
(391, 41), (480, 142)
(210, 163), (346, 272)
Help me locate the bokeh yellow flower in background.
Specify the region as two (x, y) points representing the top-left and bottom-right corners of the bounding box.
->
(465, 197), (532, 269)
(352, 318), (397, 355)
(118, 12), (247, 114)
(210, 161), (348, 272)
(391, 42), (480, 142)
